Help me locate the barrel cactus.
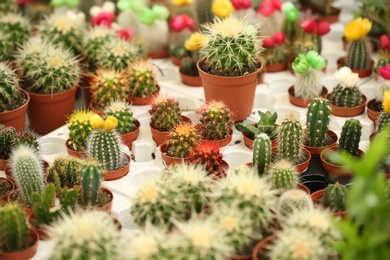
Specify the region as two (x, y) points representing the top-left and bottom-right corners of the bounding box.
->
(82, 26), (116, 62)
(15, 39), (48, 76)
(276, 189), (313, 219)
(165, 123), (201, 158)
(330, 67), (363, 107)
(13, 130), (39, 152)
(252, 133), (272, 176)
(306, 98), (332, 147)
(338, 118), (362, 156)
(126, 59), (159, 98)
(0, 124), (16, 160)
(66, 109), (96, 151)
(324, 182), (348, 212)
(47, 156), (83, 188)
(0, 0), (17, 14)
(269, 160), (299, 191)
(79, 159), (104, 207)
(104, 100), (137, 134)
(148, 96), (181, 132)
(0, 62), (26, 112)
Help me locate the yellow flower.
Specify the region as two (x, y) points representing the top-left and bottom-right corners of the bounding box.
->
(102, 116), (118, 132)
(382, 91), (390, 114)
(90, 114), (104, 130)
(184, 32), (204, 51)
(172, 0), (192, 6)
(212, 0), (234, 18)
(344, 17), (372, 40)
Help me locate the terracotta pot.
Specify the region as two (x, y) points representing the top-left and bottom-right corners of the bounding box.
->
(303, 130), (338, 158)
(366, 99), (381, 126)
(26, 85), (78, 135)
(121, 119), (141, 150)
(89, 101), (106, 117)
(252, 234), (277, 260)
(200, 127), (233, 148)
(310, 189), (347, 219)
(337, 57), (374, 78)
(197, 58), (265, 122)
(98, 187), (114, 213)
(297, 182), (310, 195)
(0, 158), (8, 171)
(265, 61), (287, 73)
(179, 68), (202, 87)
(148, 48), (170, 59)
(317, 7), (341, 24)
(0, 177), (15, 201)
(294, 147), (312, 174)
(288, 86), (328, 108)
(65, 138), (87, 158)
(7, 190), (34, 217)
(231, 253), (252, 260)
(160, 143), (192, 166)
(127, 85), (160, 106)
(79, 72), (94, 106)
(0, 229), (39, 260)
(150, 116), (191, 146)
(27, 213), (50, 240)
(171, 55), (183, 67)
(328, 94), (367, 117)
(103, 154), (131, 181)
(0, 88), (29, 132)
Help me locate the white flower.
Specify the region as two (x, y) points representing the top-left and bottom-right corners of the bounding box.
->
(333, 66), (359, 88)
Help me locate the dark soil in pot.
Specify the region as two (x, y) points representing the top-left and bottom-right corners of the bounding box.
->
(77, 188), (112, 209)
(367, 100), (383, 113)
(0, 178), (13, 198)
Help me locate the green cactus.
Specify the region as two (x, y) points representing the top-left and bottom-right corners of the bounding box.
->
(127, 59), (159, 98)
(0, 203), (30, 253)
(306, 98), (331, 147)
(281, 2), (299, 47)
(165, 123), (201, 158)
(330, 85), (363, 107)
(324, 182), (348, 212)
(195, 0), (214, 27)
(148, 96), (181, 132)
(236, 110), (278, 140)
(198, 100), (234, 141)
(31, 184), (58, 226)
(385, 180), (390, 202)
(82, 26), (116, 62)
(170, 44), (190, 59)
(15, 40), (48, 76)
(90, 69), (129, 109)
(345, 39), (371, 70)
(67, 109), (95, 151)
(338, 118), (362, 156)
(276, 189), (313, 218)
(199, 16), (264, 76)
(252, 133), (272, 176)
(0, 62), (26, 112)
(53, 172), (78, 215)
(104, 100), (137, 134)
(0, 0), (17, 14)
(79, 160), (103, 207)
(269, 160), (299, 191)
(0, 34), (13, 61)
(265, 46), (289, 65)
(47, 156), (82, 188)
(14, 130), (40, 152)
(10, 145), (44, 207)
(375, 83), (390, 102)
(0, 124), (16, 160)
(277, 113), (304, 165)
(292, 31), (322, 56)
(376, 92), (390, 133)
(181, 56), (199, 76)
(376, 49), (390, 70)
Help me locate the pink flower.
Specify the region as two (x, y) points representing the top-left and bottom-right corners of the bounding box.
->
(257, 1), (275, 16)
(381, 35), (390, 51)
(17, 0), (34, 7)
(170, 15), (194, 32)
(379, 65), (390, 80)
(300, 18), (317, 34)
(116, 29), (134, 41)
(91, 12), (115, 28)
(272, 32), (285, 45)
(317, 21), (330, 36)
(232, 0), (252, 9)
(263, 37), (275, 48)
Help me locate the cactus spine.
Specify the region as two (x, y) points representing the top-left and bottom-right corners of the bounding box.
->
(252, 133), (272, 175)
(82, 26), (116, 62)
(306, 98), (331, 147)
(0, 62), (25, 112)
(195, 0), (214, 27)
(0, 124), (16, 159)
(269, 160), (299, 191)
(127, 59), (159, 98)
(47, 157), (82, 188)
(166, 123), (201, 158)
(79, 160), (103, 207)
(67, 109), (95, 151)
(277, 189), (313, 218)
(148, 96), (181, 131)
(14, 130), (39, 152)
(0, 13), (30, 59)
(338, 118), (362, 156)
(346, 39), (371, 70)
(330, 85), (363, 107)
(104, 100), (137, 134)
(0, 0), (17, 14)
(199, 100), (234, 140)
(266, 47), (288, 65)
(324, 182), (348, 212)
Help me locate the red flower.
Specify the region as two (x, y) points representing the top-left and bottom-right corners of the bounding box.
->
(379, 65), (390, 80)
(263, 37), (275, 48)
(232, 0), (252, 10)
(91, 12), (115, 28)
(257, 0), (281, 16)
(317, 21), (330, 36)
(170, 15), (194, 32)
(17, 0), (34, 7)
(272, 32), (285, 45)
(381, 34), (390, 51)
(116, 29), (134, 41)
(300, 18), (317, 34)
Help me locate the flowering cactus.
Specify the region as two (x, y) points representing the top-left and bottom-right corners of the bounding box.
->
(67, 109), (95, 151)
(104, 100), (137, 134)
(376, 35), (390, 70)
(330, 67), (363, 107)
(263, 32), (288, 65)
(293, 18), (330, 55)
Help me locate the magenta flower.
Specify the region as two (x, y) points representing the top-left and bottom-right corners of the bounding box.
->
(379, 65), (390, 80)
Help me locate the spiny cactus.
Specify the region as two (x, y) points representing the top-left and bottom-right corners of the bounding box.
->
(269, 160), (299, 191)
(10, 145), (44, 207)
(236, 110), (278, 140)
(253, 133), (272, 176)
(0, 62), (26, 112)
(0, 124), (16, 160)
(195, 0), (214, 27)
(199, 16), (264, 76)
(265, 46), (288, 65)
(338, 118), (362, 156)
(306, 98), (331, 147)
(14, 130), (39, 152)
(324, 182), (348, 212)
(165, 123), (201, 158)
(189, 141), (228, 179)
(126, 59), (159, 98)
(48, 211), (121, 259)
(330, 66), (362, 108)
(292, 30), (322, 56)
(82, 26), (117, 62)
(277, 113), (304, 165)
(0, 203), (30, 253)
(346, 39), (372, 70)
(67, 109), (95, 151)
(47, 156), (82, 188)
(104, 100), (137, 134)
(31, 184), (59, 226)
(276, 189), (313, 219)
(0, 13), (30, 59)
(0, 33), (13, 61)
(148, 96), (181, 131)
(90, 69), (129, 108)
(53, 172), (78, 215)
(0, 0), (17, 14)
(181, 56), (199, 76)
(79, 160), (103, 207)
(376, 91), (390, 133)
(87, 115), (125, 171)
(15, 39), (48, 76)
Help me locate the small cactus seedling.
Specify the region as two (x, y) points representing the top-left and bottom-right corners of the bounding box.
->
(276, 189), (313, 219)
(0, 62), (26, 112)
(0, 124), (16, 160)
(66, 109), (96, 151)
(252, 133), (272, 176)
(104, 100), (137, 134)
(126, 59), (160, 98)
(79, 159), (103, 207)
(148, 96), (181, 132)
(324, 182), (348, 212)
(82, 26), (117, 62)
(330, 67), (362, 108)
(47, 156), (83, 188)
(305, 98), (332, 147)
(14, 130), (40, 152)
(338, 118), (362, 156)
(236, 110), (278, 140)
(269, 160), (299, 191)
(165, 123), (201, 158)
(377, 91), (390, 133)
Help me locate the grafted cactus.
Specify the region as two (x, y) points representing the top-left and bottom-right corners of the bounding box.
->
(330, 66), (362, 107)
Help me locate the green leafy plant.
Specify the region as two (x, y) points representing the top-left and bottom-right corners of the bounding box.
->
(236, 110), (278, 140)
(355, 0), (390, 37)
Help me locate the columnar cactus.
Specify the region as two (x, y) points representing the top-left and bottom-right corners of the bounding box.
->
(48, 211), (121, 259)
(0, 203), (30, 253)
(324, 182), (348, 212)
(47, 156), (83, 188)
(10, 145), (44, 207)
(195, 0), (214, 26)
(126, 59), (159, 98)
(276, 189), (313, 218)
(82, 26), (116, 62)
(87, 115), (125, 171)
(0, 13), (30, 59)
(338, 118), (362, 156)
(253, 133), (272, 176)
(376, 91), (390, 133)
(269, 160), (299, 191)
(198, 100), (234, 140)
(0, 62), (26, 112)
(148, 96), (181, 131)
(79, 160), (103, 207)
(280, 2), (299, 47)
(14, 130), (40, 152)
(0, 0), (17, 14)
(277, 113), (304, 165)
(104, 100), (137, 134)
(67, 109), (95, 151)
(165, 123), (201, 158)
(306, 98), (331, 147)
(0, 124), (16, 160)
(330, 67), (362, 107)
(265, 46), (288, 65)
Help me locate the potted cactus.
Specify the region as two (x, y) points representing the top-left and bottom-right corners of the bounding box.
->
(197, 16), (266, 121)
(46, 156), (82, 188)
(268, 159), (300, 193)
(0, 124), (16, 170)
(275, 188), (314, 219)
(328, 66), (366, 117)
(288, 50), (327, 107)
(311, 182), (348, 218)
(367, 65), (390, 125)
(375, 35), (390, 71)
(168, 13), (194, 65)
(252, 133), (272, 176)
(337, 17), (374, 78)
(179, 31), (203, 86)
(376, 90), (390, 134)
(262, 32), (289, 72)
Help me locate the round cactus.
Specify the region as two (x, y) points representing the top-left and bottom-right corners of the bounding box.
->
(0, 13), (30, 59)
(47, 156), (83, 188)
(269, 160), (299, 191)
(148, 96), (181, 132)
(265, 46), (288, 65)
(180, 56), (199, 76)
(324, 182), (348, 212)
(346, 39), (372, 70)
(0, 62), (26, 112)
(276, 189), (313, 219)
(253, 133), (272, 176)
(198, 100), (234, 141)
(0, 124), (16, 160)
(165, 123), (201, 158)
(338, 118), (362, 156)
(330, 66), (362, 107)
(104, 100), (137, 134)
(14, 130), (40, 152)
(48, 211), (121, 259)
(67, 109), (96, 151)
(306, 98), (331, 147)
(0, 0), (17, 14)
(82, 26), (117, 62)
(15, 39), (48, 76)
(126, 59), (159, 98)
(79, 159), (103, 207)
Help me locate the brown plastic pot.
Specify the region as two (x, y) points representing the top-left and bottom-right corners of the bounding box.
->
(328, 94), (367, 117)
(252, 234), (277, 260)
(160, 143), (192, 167)
(0, 229), (39, 260)
(179, 68), (202, 87)
(310, 189), (347, 219)
(288, 86), (328, 108)
(0, 177), (15, 201)
(88, 101), (106, 117)
(127, 85), (160, 106)
(150, 116), (191, 146)
(0, 88), (29, 132)
(303, 130), (338, 158)
(297, 182), (311, 195)
(265, 61), (287, 73)
(366, 99), (381, 126)
(0, 158), (7, 171)
(98, 187), (114, 213)
(65, 138), (87, 158)
(148, 48), (170, 59)
(103, 154), (131, 181)
(337, 57), (374, 78)
(27, 213), (50, 240)
(170, 55), (183, 67)
(121, 119), (140, 150)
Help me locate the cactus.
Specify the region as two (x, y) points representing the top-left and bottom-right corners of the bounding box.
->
(48, 211), (121, 259)
(165, 123), (201, 158)
(170, 44), (190, 59)
(0, 34), (13, 61)
(31, 184), (58, 226)
(306, 98), (331, 147)
(277, 113), (304, 165)
(346, 39), (372, 70)
(198, 100), (234, 141)
(126, 59), (159, 98)
(269, 160), (299, 191)
(330, 66), (362, 108)
(338, 118), (362, 156)
(0, 124), (16, 160)
(0, 203), (29, 253)
(265, 47), (289, 65)
(324, 182), (348, 212)
(14, 130), (39, 152)
(66, 109), (95, 151)
(252, 133), (272, 176)
(199, 16), (264, 76)
(276, 189), (313, 219)
(280, 2), (299, 47)
(47, 156), (82, 188)
(377, 91), (390, 133)
(104, 100), (137, 134)
(195, 0), (214, 27)
(181, 56), (199, 76)
(15, 39), (48, 76)
(82, 26), (117, 62)
(189, 141), (228, 179)
(79, 160), (103, 207)
(90, 69), (129, 108)
(376, 48), (390, 70)
(53, 172), (78, 215)
(10, 145), (44, 207)
(148, 96), (181, 132)
(0, 62), (26, 112)
(0, 0), (17, 14)
(375, 82), (390, 103)
(292, 30), (322, 56)
(236, 110), (278, 140)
